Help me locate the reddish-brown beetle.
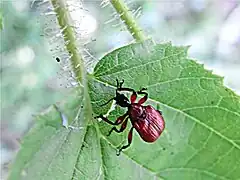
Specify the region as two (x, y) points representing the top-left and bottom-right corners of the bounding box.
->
(95, 79), (165, 155)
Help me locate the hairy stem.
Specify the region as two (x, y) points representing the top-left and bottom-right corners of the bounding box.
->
(51, 0), (84, 83)
(110, 0), (146, 42)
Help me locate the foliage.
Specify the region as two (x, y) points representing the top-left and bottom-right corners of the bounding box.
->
(0, 10), (3, 30)
(8, 42), (240, 180)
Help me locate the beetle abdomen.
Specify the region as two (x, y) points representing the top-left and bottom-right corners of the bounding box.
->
(134, 105), (165, 142)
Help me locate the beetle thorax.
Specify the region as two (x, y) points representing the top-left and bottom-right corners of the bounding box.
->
(129, 104), (145, 120)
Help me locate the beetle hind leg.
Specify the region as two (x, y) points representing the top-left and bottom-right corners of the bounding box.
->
(157, 110), (162, 115)
(156, 103), (162, 115)
(117, 127), (134, 156)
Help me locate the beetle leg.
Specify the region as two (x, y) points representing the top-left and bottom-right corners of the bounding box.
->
(130, 92), (137, 103)
(94, 113), (127, 126)
(107, 118), (128, 136)
(120, 88), (137, 103)
(100, 97), (115, 107)
(137, 88), (148, 104)
(116, 79), (139, 103)
(117, 127), (134, 156)
(156, 103), (162, 115)
(117, 87), (137, 103)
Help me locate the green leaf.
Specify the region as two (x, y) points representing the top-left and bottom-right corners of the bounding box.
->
(91, 42), (240, 180)
(0, 11), (3, 30)
(9, 42), (240, 180)
(8, 88), (88, 180)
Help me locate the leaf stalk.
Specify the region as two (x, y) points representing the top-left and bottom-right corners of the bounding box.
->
(51, 0), (84, 83)
(110, 0), (147, 42)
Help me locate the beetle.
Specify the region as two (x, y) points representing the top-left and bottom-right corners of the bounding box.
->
(95, 79), (165, 155)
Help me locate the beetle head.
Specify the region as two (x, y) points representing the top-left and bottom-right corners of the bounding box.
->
(100, 79), (130, 108)
(114, 91), (130, 107)
(100, 90), (130, 108)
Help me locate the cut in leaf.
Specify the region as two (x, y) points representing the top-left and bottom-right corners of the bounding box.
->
(9, 42), (240, 180)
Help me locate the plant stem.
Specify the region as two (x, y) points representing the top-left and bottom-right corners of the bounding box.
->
(110, 0), (146, 42)
(51, 0), (84, 84)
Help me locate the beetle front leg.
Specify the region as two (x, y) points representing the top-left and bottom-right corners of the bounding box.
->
(117, 87), (137, 103)
(137, 88), (148, 104)
(116, 79), (138, 103)
(117, 127), (134, 156)
(107, 118), (128, 136)
(94, 113), (127, 126)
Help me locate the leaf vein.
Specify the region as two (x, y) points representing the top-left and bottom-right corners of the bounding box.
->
(208, 146), (234, 171)
(162, 103), (240, 150)
(42, 129), (71, 179)
(184, 131), (213, 166)
(182, 106), (240, 117)
(158, 167), (229, 180)
(95, 49), (186, 77)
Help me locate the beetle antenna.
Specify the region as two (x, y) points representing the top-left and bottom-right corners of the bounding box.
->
(116, 79), (124, 88)
(116, 79), (119, 87)
(100, 97), (115, 107)
(119, 79), (124, 88)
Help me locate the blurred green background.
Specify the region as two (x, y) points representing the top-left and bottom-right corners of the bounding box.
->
(0, 0), (240, 179)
